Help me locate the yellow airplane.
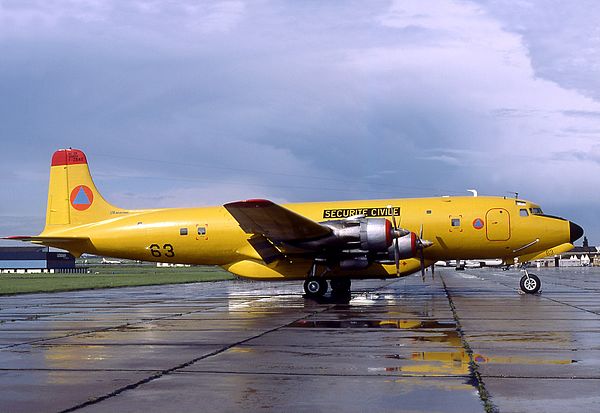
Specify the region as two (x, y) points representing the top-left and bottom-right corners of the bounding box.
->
(5, 148), (583, 297)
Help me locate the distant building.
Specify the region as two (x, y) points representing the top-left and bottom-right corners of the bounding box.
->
(560, 236), (599, 267)
(0, 246), (83, 273)
(156, 262), (191, 268)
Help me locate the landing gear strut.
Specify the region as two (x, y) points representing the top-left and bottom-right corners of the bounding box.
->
(519, 270), (541, 294)
(303, 261), (329, 297)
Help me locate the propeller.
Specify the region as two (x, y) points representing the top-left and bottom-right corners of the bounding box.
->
(387, 206), (433, 278)
(417, 224), (433, 281)
(388, 206), (402, 276)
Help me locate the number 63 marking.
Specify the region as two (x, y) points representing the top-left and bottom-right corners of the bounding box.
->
(149, 244), (175, 258)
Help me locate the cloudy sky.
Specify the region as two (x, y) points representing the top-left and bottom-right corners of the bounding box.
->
(1, 0), (599, 244)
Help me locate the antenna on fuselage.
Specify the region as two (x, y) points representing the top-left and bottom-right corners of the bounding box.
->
(506, 191), (519, 199)
(467, 189), (478, 197)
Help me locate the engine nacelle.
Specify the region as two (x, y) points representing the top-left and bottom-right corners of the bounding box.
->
(291, 218), (419, 270)
(387, 232), (418, 260)
(321, 218), (394, 252)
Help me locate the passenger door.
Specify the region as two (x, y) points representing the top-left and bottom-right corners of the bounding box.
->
(486, 208), (510, 241)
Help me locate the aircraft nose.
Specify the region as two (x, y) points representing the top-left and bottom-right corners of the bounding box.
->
(569, 221), (584, 244)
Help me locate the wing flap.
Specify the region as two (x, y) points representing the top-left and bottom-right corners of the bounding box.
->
(247, 235), (284, 264)
(224, 199), (331, 242)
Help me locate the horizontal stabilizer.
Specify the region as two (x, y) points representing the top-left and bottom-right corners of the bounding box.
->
(224, 199), (331, 242)
(4, 235), (89, 243)
(2, 235), (91, 257)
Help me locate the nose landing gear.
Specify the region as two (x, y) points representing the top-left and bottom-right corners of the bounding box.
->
(519, 270), (541, 294)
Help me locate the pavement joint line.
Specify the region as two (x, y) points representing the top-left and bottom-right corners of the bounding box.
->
(480, 273), (600, 295)
(440, 274), (499, 413)
(0, 303), (226, 350)
(171, 370), (471, 378)
(0, 367), (469, 378)
(479, 272), (600, 314)
(538, 296), (600, 316)
(471, 375), (600, 380)
(57, 304), (336, 413)
(56, 279), (398, 412)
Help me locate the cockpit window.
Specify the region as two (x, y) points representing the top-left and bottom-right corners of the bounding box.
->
(530, 207), (543, 215)
(520, 209), (529, 217)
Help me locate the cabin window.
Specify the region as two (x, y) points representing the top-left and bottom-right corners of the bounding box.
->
(426, 210), (432, 215)
(198, 227), (206, 236)
(180, 228), (188, 236)
(520, 209), (529, 217)
(451, 218), (461, 227)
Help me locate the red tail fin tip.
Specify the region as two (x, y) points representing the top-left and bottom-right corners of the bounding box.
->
(51, 149), (88, 167)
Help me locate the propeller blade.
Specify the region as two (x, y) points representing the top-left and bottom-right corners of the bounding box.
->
(417, 223), (428, 282)
(394, 239), (400, 276)
(387, 205), (402, 276)
(388, 205), (399, 230)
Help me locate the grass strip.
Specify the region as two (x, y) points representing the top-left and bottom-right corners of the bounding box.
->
(0, 265), (235, 295)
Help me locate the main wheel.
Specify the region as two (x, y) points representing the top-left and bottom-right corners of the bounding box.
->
(304, 278), (328, 297)
(330, 277), (351, 293)
(520, 273), (541, 294)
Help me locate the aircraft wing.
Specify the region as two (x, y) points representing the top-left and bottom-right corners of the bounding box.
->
(224, 199), (332, 242)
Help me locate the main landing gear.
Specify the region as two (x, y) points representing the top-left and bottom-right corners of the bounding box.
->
(304, 278), (328, 297)
(303, 261), (352, 298)
(303, 277), (352, 298)
(519, 270), (541, 294)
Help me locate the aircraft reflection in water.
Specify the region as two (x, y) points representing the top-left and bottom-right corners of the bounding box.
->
(6, 149), (584, 297)
(39, 314), (575, 380)
(292, 318), (575, 376)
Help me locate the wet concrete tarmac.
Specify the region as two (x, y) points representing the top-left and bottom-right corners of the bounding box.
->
(1, 267), (600, 412)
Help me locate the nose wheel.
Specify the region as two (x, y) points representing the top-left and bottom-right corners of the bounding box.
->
(519, 271), (541, 294)
(304, 278), (328, 297)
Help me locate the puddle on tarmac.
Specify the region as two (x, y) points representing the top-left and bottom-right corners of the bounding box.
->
(375, 350), (577, 376)
(289, 317), (577, 377)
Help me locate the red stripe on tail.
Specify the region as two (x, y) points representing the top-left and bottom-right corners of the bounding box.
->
(51, 149), (88, 166)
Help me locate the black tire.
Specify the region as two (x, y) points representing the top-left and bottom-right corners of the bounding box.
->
(520, 273), (541, 294)
(304, 278), (328, 297)
(330, 277), (351, 293)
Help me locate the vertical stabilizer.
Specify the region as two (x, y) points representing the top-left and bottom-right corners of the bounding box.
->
(43, 148), (125, 232)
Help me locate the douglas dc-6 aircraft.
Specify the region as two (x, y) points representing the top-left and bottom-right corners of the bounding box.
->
(5, 149), (584, 297)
